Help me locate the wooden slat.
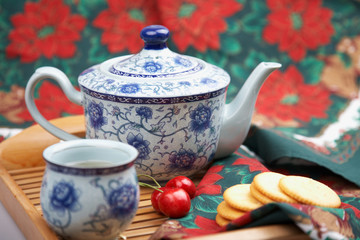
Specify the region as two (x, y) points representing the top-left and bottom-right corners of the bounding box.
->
(141, 192), (152, 199)
(17, 182), (42, 190)
(139, 187), (155, 194)
(128, 235), (155, 240)
(8, 166), (45, 176)
(138, 199), (152, 208)
(11, 171), (44, 181)
(129, 218), (167, 230)
(125, 226), (160, 238)
(136, 206), (156, 215)
(132, 212), (165, 222)
(30, 198), (41, 205)
(26, 193), (41, 200)
(15, 176), (43, 185)
(22, 186), (41, 194)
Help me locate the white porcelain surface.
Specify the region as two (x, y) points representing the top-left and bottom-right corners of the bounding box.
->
(78, 53), (230, 98)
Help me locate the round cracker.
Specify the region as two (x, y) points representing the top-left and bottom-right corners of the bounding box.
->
(279, 175), (341, 208)
(215, 214), (230, 227)
(223, 184), (263, 211)
(217, 201), (246, 220)
(253, 172), (298, 204)
(250, 183), (274, 204)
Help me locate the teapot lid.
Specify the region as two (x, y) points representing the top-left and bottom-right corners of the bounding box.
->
(79, 25), (230, 98)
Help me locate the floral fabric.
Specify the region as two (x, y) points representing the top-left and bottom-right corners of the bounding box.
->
(151, 147), (360, 239)
(1, 0), (360, 239)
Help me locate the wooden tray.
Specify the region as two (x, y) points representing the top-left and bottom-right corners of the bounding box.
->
(0, 116), (308, 239)
(0, 164), (308, 240)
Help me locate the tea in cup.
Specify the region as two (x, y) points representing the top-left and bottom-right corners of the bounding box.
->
(40, 139), (139, 240)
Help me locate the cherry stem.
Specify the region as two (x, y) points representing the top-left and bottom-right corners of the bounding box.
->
(138, 182), (163, 192)
(137, 174), (163, 192)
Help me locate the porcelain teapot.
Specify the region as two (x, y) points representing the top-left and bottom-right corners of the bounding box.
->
(25, 25), (281, 181)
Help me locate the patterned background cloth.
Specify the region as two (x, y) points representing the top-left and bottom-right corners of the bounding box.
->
(1, 0), (360, 239)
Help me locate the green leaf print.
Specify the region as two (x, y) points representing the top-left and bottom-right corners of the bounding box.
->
(193, 195), (223, 213)
(298, 57), (325, 85)
(221, 36), (241, 55)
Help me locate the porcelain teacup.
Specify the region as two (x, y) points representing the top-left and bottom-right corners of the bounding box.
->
(40, 139), (139, 240)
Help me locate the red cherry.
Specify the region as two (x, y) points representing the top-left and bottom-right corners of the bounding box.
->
(151, 187), (169, 213)
(165, 176), (196, 199)
(158, 188), (191, 218)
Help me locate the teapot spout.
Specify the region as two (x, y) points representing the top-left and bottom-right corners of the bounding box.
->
(214, 62), (281, 159)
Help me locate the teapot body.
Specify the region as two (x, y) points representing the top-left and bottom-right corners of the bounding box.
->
(80, 64), (227, 180)
(25, 25), (281, 181)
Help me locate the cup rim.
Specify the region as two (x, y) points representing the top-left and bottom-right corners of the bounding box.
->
(43, 139), (138, 171)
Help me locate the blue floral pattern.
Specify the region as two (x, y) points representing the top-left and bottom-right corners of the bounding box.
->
(174, 56), (193, 67)
(111, 106), (121, 116)
(84, 92), (225, 181)
(41, 180), (82, 235)
(119, 83), (140, 94)
(87, 101), (107, 130)
(127, 132), (151, 161)
(89, 177), (139, 225)
(105, 79), (115, 84)
(179, 81), (191, 86)
(136, 106), (153, 122)
(168, 148), (197, 170)
(107, 184), (138, 218)
(143, 61), (162, 73)
(200, 78), (217, 84)
(189, 103), (213, 134)
(50, 180), (81, 216)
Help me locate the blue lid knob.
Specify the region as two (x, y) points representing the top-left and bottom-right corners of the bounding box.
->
(140, 25), (169, 50)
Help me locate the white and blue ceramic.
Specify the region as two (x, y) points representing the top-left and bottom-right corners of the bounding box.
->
(25, 25), (281, 181)
(40, 139), (139, 240)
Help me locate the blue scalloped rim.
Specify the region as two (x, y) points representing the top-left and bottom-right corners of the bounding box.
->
(108, 63), (204, 78)
(45, 160), (134, 176)
(80, 85), (227, 104)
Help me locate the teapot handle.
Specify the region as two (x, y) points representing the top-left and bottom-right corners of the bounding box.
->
(25, 67), (83, 141)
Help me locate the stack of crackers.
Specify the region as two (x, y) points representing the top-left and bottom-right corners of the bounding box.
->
(216, 172), (341, 226)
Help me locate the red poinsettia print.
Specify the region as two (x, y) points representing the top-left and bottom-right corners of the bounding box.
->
(341, 203), (360, 219)
(195, 165), (224, 197)
(6, 0), (87, 63)
(17, 81), (83, 121)
(93, 0), (161, 53)
(255, 66), (332, 123)
(159, 0), (242, 52)
(232, 152), (269, 173)
(183, 216), (221, 236)
(263, 0), (334, 62)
